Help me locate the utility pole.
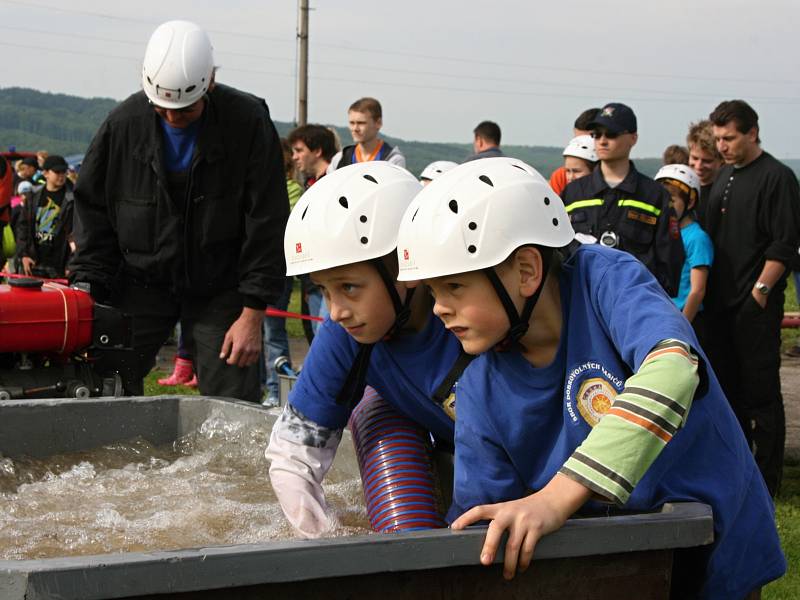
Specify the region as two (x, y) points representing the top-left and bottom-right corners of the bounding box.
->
(296, 0), (309, 126)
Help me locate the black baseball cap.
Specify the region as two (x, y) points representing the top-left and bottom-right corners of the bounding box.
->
(42, 155), (69, 172)
(20, 156), (38, 168)
(589, 103), (637, 134)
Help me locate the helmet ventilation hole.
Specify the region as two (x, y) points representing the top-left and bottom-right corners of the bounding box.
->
(411, 207), (419, 222)
(479, 175), (494, 186)
(448, 199), (458, 213)
(301, 205), (309, 220)
(552, 218), (559, 226)
(360, 236), (368, 244)
(467, 245), (477, 254)
(468, 222), (477, 230)
(511, 164), (526, 171)
(147, 76), (153, 84)
(363, 174), (378, 184)
(360, 215), (367, 223)
(544, 197), (551, 206)
(339, 196), (349, 208)
(185, 85), (196, 93)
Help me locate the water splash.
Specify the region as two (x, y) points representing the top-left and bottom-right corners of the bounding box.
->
(0, 410), (369, 560)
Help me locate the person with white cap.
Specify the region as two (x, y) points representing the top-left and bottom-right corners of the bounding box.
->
(655, 164), (713, 328)
(69, 20), (289, 401)
(395, 156), (784, 597)
(419, 160), (457, 185)
(561, 135), (597, 187)
(265, 162), (465, 538)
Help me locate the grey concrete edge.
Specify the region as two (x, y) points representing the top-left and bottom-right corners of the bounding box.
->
(0, 503), (713, 600)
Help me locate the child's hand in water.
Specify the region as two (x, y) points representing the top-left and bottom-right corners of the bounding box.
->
(450, 473), (591, 580)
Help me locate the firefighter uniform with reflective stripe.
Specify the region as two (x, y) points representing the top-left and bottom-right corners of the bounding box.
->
(562, 162), (684, 296)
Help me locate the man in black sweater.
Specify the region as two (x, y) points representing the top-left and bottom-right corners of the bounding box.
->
(704, 100), (800, 496)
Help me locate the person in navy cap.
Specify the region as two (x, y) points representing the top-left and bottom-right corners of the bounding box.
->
(562, 102), (684, 296)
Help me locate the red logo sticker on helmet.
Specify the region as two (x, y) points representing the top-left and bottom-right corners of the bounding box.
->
(403, 249), (409, 260)
(296, 242), (303, 253)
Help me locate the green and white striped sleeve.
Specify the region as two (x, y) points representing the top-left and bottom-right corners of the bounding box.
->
(560, 339), (700, 505)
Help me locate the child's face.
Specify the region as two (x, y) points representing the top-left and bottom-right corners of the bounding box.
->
(668, 189), (687, 221)
(426, 267), (522, 355)
(564, 156), (593, 184)
(312, 262), (403, 344)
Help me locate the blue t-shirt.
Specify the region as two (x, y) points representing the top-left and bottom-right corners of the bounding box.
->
(159, 118), (201, 173)
(289, 314), (461, 443)
(672, 220), (714, 311)
(452, 245), (784, 599)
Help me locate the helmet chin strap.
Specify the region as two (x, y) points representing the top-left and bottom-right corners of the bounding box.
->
(335, 257), (416, 410)
(483, 247), (553, 351)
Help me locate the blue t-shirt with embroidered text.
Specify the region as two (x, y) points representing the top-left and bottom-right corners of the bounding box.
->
(452, 245), (784, 599)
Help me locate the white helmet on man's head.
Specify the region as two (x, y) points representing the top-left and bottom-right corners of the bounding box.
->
(397, 157), (574, 281)
(420, 160), (458, 182)
(655, 164), (700, 203)
(285, 162), (422, 277)
(563, 135), (597, 163)
(142, 20), (214, 109)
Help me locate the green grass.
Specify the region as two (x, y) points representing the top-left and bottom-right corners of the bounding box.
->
(764, 461), (800, 599)
(782, 276), (800, 352)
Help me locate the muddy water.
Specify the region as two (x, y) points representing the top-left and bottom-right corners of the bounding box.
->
(0, 411), (370, 560)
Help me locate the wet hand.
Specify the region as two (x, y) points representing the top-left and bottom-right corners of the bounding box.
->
(219, 307), (263, 367)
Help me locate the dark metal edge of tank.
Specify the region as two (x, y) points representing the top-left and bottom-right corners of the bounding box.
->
(0, 503), (713, 600)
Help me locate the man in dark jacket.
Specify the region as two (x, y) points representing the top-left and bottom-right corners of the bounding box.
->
(69, 20), (289, 402)
(17, 155), (74, 278)
(562, 103), (684, 296)
(703, 100), (800, 495)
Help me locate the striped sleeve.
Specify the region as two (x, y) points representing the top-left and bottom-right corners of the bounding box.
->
(559, 339), (699, 505)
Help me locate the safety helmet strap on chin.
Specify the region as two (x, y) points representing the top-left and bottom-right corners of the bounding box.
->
(142, 20), (215, 110)
(483, 246), (554, 350)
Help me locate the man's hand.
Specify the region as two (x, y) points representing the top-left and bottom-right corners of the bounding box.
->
(219, 307), (263, 367)
(751, 287), (767, 309)
(21, 256), (35, 275)
(450, 474), (591, 580)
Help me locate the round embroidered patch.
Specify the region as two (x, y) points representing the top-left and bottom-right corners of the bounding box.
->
(577, 377), (616, 427)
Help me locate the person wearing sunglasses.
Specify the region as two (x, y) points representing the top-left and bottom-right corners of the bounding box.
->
(69, 20), (289, 402)
(561, 102), (684, 297)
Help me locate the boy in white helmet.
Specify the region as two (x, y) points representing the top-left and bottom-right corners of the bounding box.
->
(561, 135), (597, 187)
(396, 157), (784, 598)
(655, 164), (713, 327)
(266, 162), (464, 537)
(419, 160), (457, 186)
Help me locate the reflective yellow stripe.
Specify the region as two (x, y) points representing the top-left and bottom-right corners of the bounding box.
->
(565, 198), (604, 213)
(617, 199), (661, 216)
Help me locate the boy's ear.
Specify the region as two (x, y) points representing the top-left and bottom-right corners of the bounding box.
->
(514, 247), (544, 298)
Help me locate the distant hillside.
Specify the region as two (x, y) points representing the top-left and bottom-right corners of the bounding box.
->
(2, 87), (799, 179)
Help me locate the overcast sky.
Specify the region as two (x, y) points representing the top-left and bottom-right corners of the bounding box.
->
(2, 0), (800, 158)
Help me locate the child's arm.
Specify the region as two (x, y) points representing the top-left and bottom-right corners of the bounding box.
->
(560, 339), (699, 505)
(453, 339), (699, 579)
(682, 266), (708, 323)
(266, 404), (343, 538)
(451, 473), (590, 580)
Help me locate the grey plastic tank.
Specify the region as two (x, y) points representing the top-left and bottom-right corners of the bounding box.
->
(0, 396), (714, 600)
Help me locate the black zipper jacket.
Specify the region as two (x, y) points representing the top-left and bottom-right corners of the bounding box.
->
(69, 84), (289, 309)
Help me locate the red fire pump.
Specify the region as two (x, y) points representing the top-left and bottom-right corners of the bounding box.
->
(0, 277), (132, 400)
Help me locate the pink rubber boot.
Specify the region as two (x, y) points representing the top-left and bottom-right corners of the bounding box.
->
(158, 357), (195, 386)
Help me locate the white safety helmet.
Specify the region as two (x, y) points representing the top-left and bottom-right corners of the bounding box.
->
(285, 162), (422, 277)
(655, 164), (700, 203)
(142, 20), (215, 109)
(420, 160), (458, 182)
(397, 157), (574, 281)
(563, 135), (597, 163)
